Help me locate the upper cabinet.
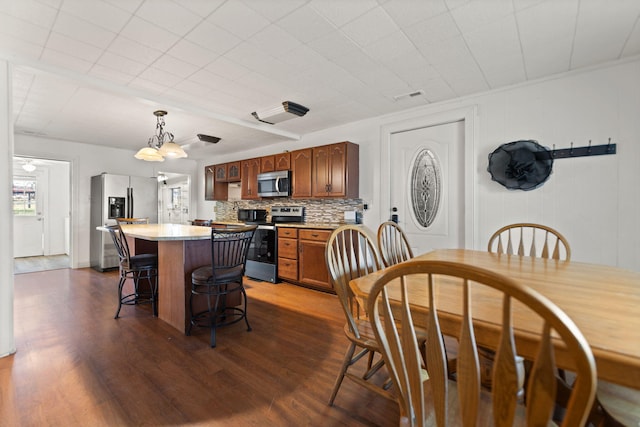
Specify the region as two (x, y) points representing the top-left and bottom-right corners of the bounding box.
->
(204, 165), (215, 201)
(227, 161), (241, 182)
(275, 152), (291, 171)
(204, 142), (358, 201)
(241, 158), (261, 200)
(261, 155), (275, 173)
(312, 141), (359, 198)
(214, 164), (228, 182)
(205, 162), (241, 201)
(291, 148), (312, 199)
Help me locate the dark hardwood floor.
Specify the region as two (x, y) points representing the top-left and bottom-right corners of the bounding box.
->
(2, 268), (399, 426)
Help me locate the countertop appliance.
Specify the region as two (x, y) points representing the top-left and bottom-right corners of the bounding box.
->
(245, 206), (305, 283)
(237, 208), (267, 224)
(90, 173), (158, 271)
(257, 170), (291, 197)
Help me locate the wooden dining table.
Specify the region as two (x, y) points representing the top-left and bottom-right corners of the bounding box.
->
(349, 249), (640, 390)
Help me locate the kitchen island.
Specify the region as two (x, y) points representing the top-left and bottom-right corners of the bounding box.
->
(115, 224), (233, 333)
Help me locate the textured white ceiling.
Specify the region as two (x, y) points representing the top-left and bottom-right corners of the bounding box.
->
(1, 0), (639, 159)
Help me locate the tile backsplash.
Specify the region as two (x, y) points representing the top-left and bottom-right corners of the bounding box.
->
(213, 199), (364, 224)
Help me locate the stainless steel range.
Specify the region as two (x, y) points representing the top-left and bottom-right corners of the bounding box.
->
(245, 206), (305, 283)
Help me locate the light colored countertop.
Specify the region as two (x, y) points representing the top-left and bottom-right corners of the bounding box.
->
(97, 224), (212, 241)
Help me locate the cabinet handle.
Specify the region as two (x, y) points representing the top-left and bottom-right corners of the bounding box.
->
(311, 233), (319, 238)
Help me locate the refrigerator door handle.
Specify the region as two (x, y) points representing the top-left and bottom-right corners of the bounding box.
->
(127, 188), (133, 218)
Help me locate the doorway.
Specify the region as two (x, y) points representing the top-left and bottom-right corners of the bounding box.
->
(381, 106), (477, 252)
(157, 172), (191, 224)
(389, 120), (465, 255)
(12, 156), (71, 273)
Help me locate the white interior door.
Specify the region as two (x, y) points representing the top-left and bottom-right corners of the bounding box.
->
(389, 120), (465, 256)
(13, 170), (46, 257)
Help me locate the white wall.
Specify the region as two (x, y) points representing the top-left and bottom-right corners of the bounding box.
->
(14, 135), (198, 268)
(197, 58), (640, 272)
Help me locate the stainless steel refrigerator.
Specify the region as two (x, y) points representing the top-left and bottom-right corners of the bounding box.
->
(90, 173), (158, 271)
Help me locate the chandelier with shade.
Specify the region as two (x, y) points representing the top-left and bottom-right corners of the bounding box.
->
(135, 110), (187, 162)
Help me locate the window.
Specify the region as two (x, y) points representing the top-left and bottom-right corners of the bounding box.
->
(13, 176), (37, 216)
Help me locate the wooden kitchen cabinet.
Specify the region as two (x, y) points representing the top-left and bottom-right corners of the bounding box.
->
(298, 228), (332, 292)
(261, 155), (275, 173)
(312, 141), (359, 198)
(275, 152), (291, 171)
(214, 164), (228, 182)
(227, 161), (241, 182)
(204, 164), (215, 200)
(277, 228), (298, 282)
(290, 148), (312, 198)
(241, 158), (261, 199)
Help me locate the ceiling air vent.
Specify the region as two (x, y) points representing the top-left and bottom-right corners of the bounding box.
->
(251, 101), (309, 125)
(197, 134), (221, 144)
(393, 90), (425, 101)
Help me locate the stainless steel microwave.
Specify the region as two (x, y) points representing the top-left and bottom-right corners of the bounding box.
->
(257, 170), (291, 197)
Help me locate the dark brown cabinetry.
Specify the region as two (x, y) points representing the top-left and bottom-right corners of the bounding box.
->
(277, 227), (333, 292)
(275, 152), (291, 171)
(227, 161), (241, 181)
(204, 165), (215, 201)
(261, 155), (275, 173)
(298, 229), (332, 292)
(241, 158), (261, 200)
(277, 228), (298, 282)
(312, 141), (359, 198)
(205, 163), (240, 201)
(204, 142), (357, 201)
(290, 148), (312, 199)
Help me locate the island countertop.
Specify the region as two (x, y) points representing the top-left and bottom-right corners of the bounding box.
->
(111, 224), (212, 241)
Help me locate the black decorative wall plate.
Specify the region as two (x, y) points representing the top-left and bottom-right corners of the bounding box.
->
(487, 140), (553, 191)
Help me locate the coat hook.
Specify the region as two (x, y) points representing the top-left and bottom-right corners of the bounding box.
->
(570, 141), (574, 156)
(588, 139), (592, 154)
(607, 137), (612, 152)
(552, 144), (556, 157)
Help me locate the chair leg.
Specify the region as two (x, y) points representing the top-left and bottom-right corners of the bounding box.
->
(114, 276), (126, 319)
(329, 342), (357, 405)
(241, 286), (252, 332)
(209, 290), (223, 348)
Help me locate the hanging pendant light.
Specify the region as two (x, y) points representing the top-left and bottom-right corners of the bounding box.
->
(135, 110), (187, 161)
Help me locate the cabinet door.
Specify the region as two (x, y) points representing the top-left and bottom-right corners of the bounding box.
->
(312, 142), (359, 198)
(227, 161), (241, 182)
(214, 164), (228, 182)
(299, 238), (331, 291)
(312, 145), (331, 197)
(204, 165), (215, 200)
(291, 148), (312, 198)
(275, 152), (291, 171)
(327, 143), (347, 197)
(261, 155), (275, 173)
(241, 158), (261, 199)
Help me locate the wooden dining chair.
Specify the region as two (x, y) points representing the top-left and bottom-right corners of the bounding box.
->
(487, 223), (571, 260)
(367, 260), (597, 427)
(325, 225), (396, 405)
(377, 221), (414, 267)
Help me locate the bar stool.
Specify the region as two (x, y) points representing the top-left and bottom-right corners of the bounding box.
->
(187, 225), (256, 347)
(107, 224), (158, 318)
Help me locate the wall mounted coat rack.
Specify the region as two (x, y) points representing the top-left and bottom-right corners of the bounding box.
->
(551, 138), (617, 159)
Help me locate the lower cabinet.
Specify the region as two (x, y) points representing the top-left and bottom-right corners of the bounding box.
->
(277, 227), (333, 293)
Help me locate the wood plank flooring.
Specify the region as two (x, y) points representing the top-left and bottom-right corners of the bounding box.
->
(2, 268), (399, 426)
